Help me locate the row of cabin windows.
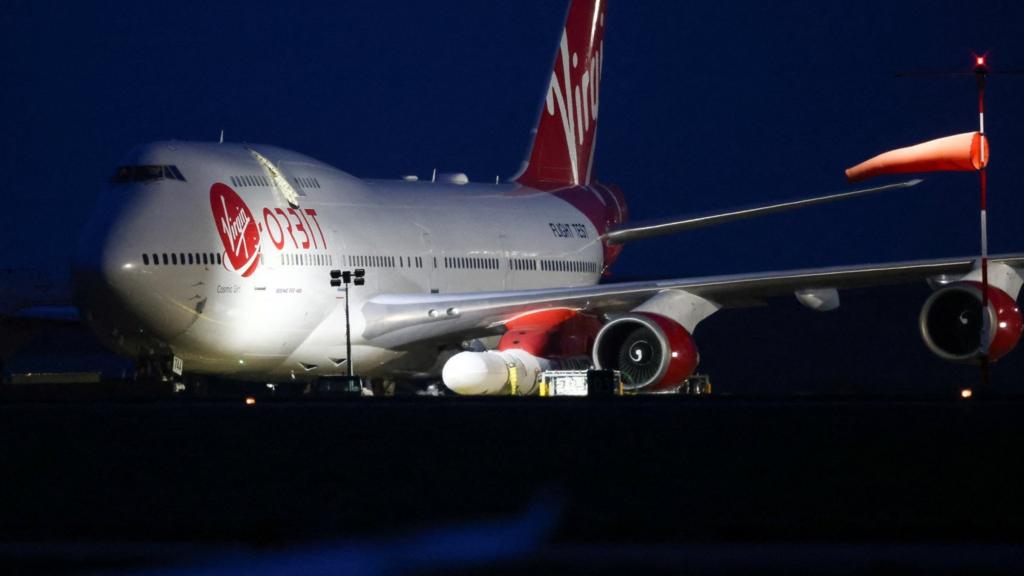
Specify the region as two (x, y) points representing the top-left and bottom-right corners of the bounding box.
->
(294, 176), (321, 189)
(142, 252), (221, 267)
(348, 255), (424, 269)
(540, 259), (598, 273)
(141, 251), (598, 274)
(444, 256), (500, 270)
(282, 253), (334, 267)
(510, 258), (538, 271)
(231, 174), (269, 188)
(328, 255), (595, 273)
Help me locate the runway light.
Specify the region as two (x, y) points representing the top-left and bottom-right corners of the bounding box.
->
(961, 388), (973, 399)
(245, 397), (257, 406)
(976, 56), (985, 66)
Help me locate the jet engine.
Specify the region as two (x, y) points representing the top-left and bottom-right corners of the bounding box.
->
(920, 282), (1023, 363)
(591, 312), (699, 391)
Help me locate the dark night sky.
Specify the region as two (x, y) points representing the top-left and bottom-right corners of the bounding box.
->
(2, 1), (1023, 390)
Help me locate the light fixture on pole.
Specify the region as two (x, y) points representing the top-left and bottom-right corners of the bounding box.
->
(330, 268), (366, 378)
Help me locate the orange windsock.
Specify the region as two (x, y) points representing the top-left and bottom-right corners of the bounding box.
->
(846, 131), (989, 183)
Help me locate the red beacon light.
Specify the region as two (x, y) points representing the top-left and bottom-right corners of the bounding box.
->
(974, 55), (989, 74)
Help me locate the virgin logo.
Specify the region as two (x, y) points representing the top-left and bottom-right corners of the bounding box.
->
(545, 28), (603, 185)
(210, 183), (261, 277)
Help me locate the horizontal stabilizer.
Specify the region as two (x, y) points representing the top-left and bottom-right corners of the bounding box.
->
(601, 179), (922, 245)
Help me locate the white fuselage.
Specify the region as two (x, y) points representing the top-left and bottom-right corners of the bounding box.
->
(74, 142), (610, 380)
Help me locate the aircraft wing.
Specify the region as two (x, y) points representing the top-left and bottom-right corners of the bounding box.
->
(0, 268), (77, 323)
(602, 179), (922, 244)
(361, 254), (1024, 349)
(5, 305), (80, 322)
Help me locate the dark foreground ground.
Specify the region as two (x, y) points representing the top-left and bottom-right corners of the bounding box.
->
(1, 393), (1024, 575)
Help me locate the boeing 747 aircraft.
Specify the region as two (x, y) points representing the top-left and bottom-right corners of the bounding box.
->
(23, 0), (1021, 394)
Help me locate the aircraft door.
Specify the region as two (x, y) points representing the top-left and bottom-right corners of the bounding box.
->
(499, 233), (510, 290)
(420, 230), (438, 293)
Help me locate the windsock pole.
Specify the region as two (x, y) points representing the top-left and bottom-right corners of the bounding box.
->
(975, 56), (991, 385)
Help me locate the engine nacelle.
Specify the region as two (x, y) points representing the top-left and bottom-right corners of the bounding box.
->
(920, 282), (1023, 363)
(591, 313), (699, 391)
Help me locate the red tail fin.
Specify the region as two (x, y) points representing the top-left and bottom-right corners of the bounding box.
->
(516, 0), (607, 189)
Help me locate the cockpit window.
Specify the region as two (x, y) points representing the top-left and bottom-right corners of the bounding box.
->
(110, 165), (187, 184)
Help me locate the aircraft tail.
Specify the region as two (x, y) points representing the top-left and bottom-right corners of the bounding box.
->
(515, 0), (607, 190)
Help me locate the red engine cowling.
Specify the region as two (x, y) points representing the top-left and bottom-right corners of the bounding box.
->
(920, 282), (1023, 363)
(591, 312), (699, 391)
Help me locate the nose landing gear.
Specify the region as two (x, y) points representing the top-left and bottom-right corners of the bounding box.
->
(134, 354), (206, 395)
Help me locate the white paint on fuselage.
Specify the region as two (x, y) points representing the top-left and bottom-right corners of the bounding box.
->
(81, 141), (606, 380)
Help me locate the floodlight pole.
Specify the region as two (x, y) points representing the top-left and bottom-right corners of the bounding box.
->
(344, 280), (353, 378)
(330, 268), (366, 380)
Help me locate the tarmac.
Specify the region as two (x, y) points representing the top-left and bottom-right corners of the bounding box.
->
(2, 392), (1024, 574)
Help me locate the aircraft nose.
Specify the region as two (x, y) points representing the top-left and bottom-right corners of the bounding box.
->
(73, 201), (152, 346)
(73, 188), (204, 354)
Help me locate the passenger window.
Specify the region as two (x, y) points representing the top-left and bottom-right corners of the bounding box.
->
(143, 254), (149, 265)
(172, 253), (178, 265)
